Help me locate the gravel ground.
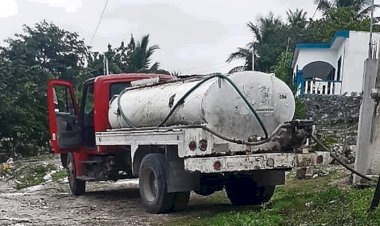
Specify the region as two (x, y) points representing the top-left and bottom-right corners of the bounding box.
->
(0, 178), (173, 225)
(0, 156), (230, 226)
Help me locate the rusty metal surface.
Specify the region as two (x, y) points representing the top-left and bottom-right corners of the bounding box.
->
(96, 120), (313, 158)
(184, 153), (319, 173)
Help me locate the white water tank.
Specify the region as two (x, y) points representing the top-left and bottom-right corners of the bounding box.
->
(108, 71), (295, 140)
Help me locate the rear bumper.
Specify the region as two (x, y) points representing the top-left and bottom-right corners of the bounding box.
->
(184, 153), (320, 173)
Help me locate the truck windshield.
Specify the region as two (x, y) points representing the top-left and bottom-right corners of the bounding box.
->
(109, 82), (131, 100)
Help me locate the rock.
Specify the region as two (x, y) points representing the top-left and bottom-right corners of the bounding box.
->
(43, 174), (52, 181)
(296, 168), (306, 179)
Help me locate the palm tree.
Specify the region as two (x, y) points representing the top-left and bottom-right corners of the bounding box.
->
(126, 34), (160, 73)
(87, 34), (160, 76)
(314, 0), (378, 17)
(287, 9), (308, 28)
(226, 47), (253, 73)
(227, 13), (287, 73)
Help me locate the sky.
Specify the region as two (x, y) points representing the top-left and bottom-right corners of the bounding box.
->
(0, 0), (340, 74)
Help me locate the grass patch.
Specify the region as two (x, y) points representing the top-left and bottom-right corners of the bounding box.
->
(51, 169), (67, 182)
(10, 163), (57, 189)
(168, 171), (380, 226)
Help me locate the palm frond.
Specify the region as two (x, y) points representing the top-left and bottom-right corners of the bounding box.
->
(358, 4), (380, 17)
(148, 62), (160, 72)
(228, 66), (247, 74)
(315, 0), (333, 11)
(226, 47), (251, 63)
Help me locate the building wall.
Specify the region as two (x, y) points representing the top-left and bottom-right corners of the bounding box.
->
(342, 31), (380, 94)
(293, 48), (338, 73)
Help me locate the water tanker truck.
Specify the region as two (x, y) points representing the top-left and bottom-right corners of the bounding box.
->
(47, 71), (319, 213)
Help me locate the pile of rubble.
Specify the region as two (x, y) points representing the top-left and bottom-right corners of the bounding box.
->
(301, 94), (361, 125)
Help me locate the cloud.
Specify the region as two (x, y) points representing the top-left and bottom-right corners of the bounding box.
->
(0, 0), (323, 74)
(0, 0), (18, 18)
(27, 0), (83, 13)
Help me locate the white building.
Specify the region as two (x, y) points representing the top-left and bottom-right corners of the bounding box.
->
(292, 30), (380, 96)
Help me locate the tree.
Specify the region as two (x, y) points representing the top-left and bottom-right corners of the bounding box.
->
(307, 7), (372, 42)
(87, 34), (161, 76)
(127, 34), (160, 73)
(0, 21), (89, 157)
(227, 13), (290, 73)
(274, 51), (293, 84)
(314, 0), (378, 17)
(287, 9), (308, 30)
(226, 47), (252, 73)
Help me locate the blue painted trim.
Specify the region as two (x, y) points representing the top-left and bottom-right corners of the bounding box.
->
(295, 30), (349, 49)
(295, 70), (304, 96)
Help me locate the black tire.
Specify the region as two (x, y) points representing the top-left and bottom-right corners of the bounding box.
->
(225, 177), (275, 205)
(60, 153), (68, 169)
(172, 192), (190, 211)
(195, 185), (217, 196)
(139, 154), (174, 213)
(67, 153), (86, 196)
(194, 189), (215, 196)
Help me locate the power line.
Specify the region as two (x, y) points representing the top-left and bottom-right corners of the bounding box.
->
(90, 0), (109, 45)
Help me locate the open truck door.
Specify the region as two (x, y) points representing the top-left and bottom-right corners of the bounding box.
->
(47, 80), (81, 153)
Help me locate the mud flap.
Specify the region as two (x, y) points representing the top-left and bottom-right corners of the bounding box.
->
(165, 145), (196, 193)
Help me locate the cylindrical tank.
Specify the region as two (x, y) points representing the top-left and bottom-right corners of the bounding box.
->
(108, 71), (295, 140)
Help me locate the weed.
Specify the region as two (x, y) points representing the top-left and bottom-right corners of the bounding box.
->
(10, 163), (57, 190)
(51, 170), (67, 182)
(167, 170), (380, 226)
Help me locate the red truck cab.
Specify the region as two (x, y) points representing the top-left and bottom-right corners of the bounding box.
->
(47, 73), (173, 193)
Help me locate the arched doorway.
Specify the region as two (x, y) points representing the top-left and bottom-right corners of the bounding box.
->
(300, 61), (340, 95)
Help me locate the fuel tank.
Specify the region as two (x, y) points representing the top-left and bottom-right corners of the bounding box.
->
(108, 71), (295, 140)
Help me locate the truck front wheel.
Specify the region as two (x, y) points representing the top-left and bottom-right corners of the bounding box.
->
(225, 176), (275, 205)
(139, 154), (174, 213)
(67, 153), (86, 196)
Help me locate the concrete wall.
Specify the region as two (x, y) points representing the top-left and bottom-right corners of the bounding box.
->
(354, 59), (379, 185)
(342, 32), (380, 94)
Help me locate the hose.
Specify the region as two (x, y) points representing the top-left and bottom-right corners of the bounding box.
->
(117, 74), (269, 139)
(117, 91), (137, 128)
(311, 134), (372, 181)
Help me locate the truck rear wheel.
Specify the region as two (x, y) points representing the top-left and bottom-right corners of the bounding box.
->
(225, 177), (275, 205)
(67, 153), (86, 196)
(139, 154), (174, 213)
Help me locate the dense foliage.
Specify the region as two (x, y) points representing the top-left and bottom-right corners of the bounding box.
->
(0, 21), (161, 160)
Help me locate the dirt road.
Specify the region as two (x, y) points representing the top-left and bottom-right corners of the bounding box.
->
(0, 178), (173, 225)
(0, 157), (232, 226)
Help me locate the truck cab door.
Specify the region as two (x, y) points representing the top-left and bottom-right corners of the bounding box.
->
(47, 80), (81, 153)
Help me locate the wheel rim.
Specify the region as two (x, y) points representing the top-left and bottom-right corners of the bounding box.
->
(143, 168), (158, 202)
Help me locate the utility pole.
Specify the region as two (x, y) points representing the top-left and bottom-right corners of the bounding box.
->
(106, 57), (109, 75)
(103, 55), (106, 75)
(252, 45), (255, 71)
(103, 55), (109, 75)
(369, 0), (375, 59)
(252, 36), (256, 71)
